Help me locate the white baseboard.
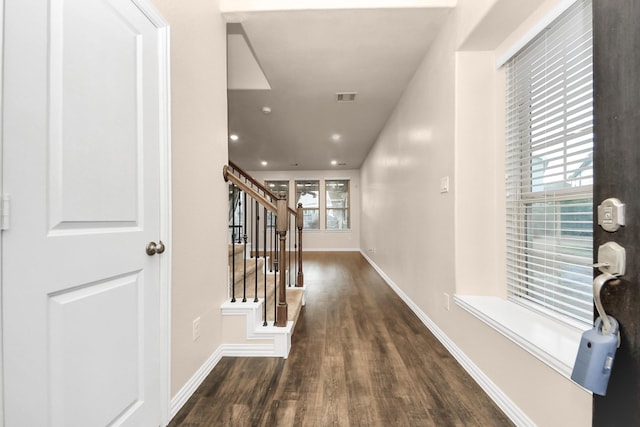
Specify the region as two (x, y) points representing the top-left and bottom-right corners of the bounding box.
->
(359, 250), (535, 427)
(221, 300), (293, 358)
(169, 346), (224, 419)
(303, 248), (360, 252)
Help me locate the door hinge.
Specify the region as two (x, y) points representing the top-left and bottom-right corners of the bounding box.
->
(1, 194), (10, 231)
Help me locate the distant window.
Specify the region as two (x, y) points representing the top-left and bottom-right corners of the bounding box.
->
(265, 180), (289, 200)
(295, 180), (320, 229)
(505, 0), (593, 325)
(325, 180), (350, 230)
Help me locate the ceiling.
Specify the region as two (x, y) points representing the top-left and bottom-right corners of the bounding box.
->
(226, 7), (451, 171)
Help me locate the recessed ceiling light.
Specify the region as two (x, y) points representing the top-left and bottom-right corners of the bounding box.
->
(331, 134), (341, 142)
(262, 106), (272, 114)
(229, 133), (239, 141)
(261, 161), (268, 166)
(331, 160), (337, 166)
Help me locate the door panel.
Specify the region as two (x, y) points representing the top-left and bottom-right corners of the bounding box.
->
(2, 0), (167, 425)
(49, 273), (141, 426)
(51, 0), (147, 227)
(593, 0), (640, 424)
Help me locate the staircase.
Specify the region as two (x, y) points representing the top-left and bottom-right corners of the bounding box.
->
(221, 162), (305, 358)
(221, 244), (305, 358)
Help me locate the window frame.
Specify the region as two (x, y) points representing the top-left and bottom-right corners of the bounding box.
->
(324, 179), (350, 231)
(295, 179), (320, 230)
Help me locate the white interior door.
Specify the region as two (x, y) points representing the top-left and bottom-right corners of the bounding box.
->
(2, 0), (169, 425)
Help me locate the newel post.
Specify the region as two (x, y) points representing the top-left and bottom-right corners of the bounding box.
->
(296, 202), (304, 287)
(275, 193), (288, 327)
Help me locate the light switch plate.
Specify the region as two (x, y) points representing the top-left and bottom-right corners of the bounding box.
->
(440, 176), (450, 193)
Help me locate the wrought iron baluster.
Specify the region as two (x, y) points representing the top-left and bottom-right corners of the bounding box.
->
(231, 185), (237, 302)
(242, 192), (248, 302)
(254, 199), (259, 303)
(297, 203), (304, 287)
(263, 206), (268, 326)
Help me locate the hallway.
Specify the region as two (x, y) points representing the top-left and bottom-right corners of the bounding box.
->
(169, 252), (513, 426)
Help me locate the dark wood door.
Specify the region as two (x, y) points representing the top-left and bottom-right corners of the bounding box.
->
(593, 1), (640, 425)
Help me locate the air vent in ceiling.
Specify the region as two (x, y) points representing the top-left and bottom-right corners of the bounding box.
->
(336, 92), (357, 103)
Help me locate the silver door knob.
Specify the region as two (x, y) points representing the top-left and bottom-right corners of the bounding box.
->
(146, 240), (165, 256)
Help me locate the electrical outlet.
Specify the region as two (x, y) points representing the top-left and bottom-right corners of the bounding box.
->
(443, 293), (450, 311)
(192, 316), (201, 341)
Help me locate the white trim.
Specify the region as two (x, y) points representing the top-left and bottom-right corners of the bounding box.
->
(360, 250), (536, 427)
(221, 300), (293, 358)
(220, 343), (280, 357)
(0, 0), (5, 423)
(169, 346), (225, 419)
(130, 2), (172, 423)
(132, 0), (169, 27)
(496, 0), (578, 68)
(157, 23), (173, 427)
(322, 176), (353, 181)
(303, 247), (360, 252)
(454, 295), (590, 382)
(221, 0), (455, 16)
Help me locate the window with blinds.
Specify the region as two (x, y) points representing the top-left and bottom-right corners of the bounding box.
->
(505, 0), (593, 325)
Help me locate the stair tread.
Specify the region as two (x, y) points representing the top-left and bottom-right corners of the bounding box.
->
(264, 285), (303, 323)
(231, 257), (263, 284)
(228, 243), (246, 258)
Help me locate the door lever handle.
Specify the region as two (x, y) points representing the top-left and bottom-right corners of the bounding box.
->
(593, 272), (620, 335)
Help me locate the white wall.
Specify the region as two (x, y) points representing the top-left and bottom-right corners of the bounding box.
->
(248, 169), (361, 251)
(150, 0), (230, 399)
(360, 0), (592, 425)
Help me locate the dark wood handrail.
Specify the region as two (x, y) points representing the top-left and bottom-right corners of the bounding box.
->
(228, 160), (297, 216)
(224, 166), (277, 213)
(228, 160), (278, 201)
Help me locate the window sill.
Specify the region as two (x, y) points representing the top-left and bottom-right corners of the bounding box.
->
(454, 295), (588, 379)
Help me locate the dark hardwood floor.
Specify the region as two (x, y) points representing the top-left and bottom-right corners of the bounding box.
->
(169, 251), (513, 426)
